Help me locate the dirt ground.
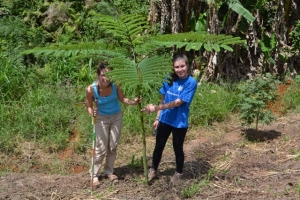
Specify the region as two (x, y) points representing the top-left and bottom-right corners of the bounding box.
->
(1, 84), (300, 200)
(1, 112), (300, 200)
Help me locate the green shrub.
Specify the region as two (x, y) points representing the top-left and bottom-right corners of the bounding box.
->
(237, 73), (280, 130)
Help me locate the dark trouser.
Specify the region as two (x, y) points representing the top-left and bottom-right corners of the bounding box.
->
(152, 122), (187, 174)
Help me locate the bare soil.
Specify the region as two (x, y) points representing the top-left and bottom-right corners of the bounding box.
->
(1, 83), (300, 200)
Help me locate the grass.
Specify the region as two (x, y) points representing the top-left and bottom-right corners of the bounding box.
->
(283, 75), (300, 111)
(0, 83), (83, 154)
(129, 154), (144, 170)
(181, 179), (207, 198)
(189, 81), (239, 127)
(181, 166), (215, 198)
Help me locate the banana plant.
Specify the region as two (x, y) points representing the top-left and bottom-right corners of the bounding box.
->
(258, 32), (276, 74)
(23, 13), (245, 183)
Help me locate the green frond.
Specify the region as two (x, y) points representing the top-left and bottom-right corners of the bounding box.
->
(212, 44), (221, 52)
(146, 32), (246, 52)
(204, 44), (212, 51)
(139, 56), (172, 88)
(108, 57), (136, 69)
(220, 44), (234, 51)
(90, 13), (149, 47)
(22, 42), (124, 58)
(105, 55), (172, 91)
(105, 57), (138, 89)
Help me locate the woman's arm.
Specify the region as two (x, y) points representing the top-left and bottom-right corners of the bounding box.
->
(85, 84), (96, 116)
(116, 85), (140, 105)
(142, 98), (184, 113)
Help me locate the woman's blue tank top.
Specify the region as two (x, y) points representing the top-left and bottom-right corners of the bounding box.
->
(93, 82), (121, 115)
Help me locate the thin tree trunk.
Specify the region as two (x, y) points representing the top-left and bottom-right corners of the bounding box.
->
(170, 0), (181, 33)
(160, 0), (170, 34)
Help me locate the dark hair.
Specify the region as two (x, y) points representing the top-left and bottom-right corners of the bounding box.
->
(172, 54), (189, 65)
(168, 54), (189, 85)
(96, 61), (113, 75)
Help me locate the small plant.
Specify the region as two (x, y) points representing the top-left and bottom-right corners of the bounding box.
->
(234, 175), (242, 186)
(129, 154), (143, 170)
(206, 167), (216, 181)
(294, 151), (300, 161)
(181, 179), (207, 198)
(181, 167), (215, 198)
(238, 73), (280, 131)
(96, 184), (114, 199)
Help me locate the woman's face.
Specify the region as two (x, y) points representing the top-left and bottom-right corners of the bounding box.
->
(98, 68), (110, 86)
(173, 59), (188, 79)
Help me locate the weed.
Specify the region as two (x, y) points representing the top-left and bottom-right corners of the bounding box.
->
(129, 154), (143, 170)
(132, 176), (144, 183)
(222, 169), (230, 174)
(294, 151), (300, 161)
(220, 152), (231, 161)
(234, 175), (242, 186)
(206, 167), (216, 181)
(96, 184), (114, 199)
(181, 179), (207, 198)
(281, 135), (290, 141)
(237, 140), (246, 148)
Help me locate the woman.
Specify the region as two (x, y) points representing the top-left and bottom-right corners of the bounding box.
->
(141, 54), (197, 185)
(86, 61), (140, 187)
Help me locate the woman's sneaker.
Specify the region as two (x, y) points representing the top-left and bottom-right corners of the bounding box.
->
(170, 172), (182, 185)
(148, 168), (158, 181)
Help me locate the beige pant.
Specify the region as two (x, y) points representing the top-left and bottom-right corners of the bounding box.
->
(90, 111), (122, 178)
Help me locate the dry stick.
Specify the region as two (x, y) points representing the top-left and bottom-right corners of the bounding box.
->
(91, 98), (98, 191)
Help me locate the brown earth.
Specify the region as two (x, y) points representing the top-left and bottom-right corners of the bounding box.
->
(1, 83), (300, 200)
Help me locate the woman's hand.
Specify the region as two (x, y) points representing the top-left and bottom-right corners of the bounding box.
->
(141, 104), (157, 113)
(153, 119), (159, 129)
(93, 108), (98, 117)
(133, 96), (142, 105)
